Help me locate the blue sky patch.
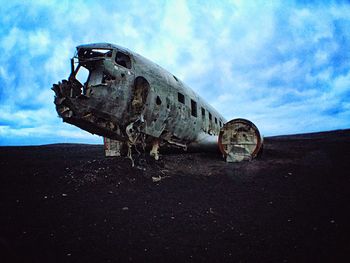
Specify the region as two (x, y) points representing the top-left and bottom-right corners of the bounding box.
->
(0, 0), (350, 145)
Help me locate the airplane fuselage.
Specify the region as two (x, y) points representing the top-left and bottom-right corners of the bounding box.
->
(52, 43), (262, 163)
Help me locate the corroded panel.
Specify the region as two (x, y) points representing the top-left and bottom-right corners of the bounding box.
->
(218, 119), (263, 162)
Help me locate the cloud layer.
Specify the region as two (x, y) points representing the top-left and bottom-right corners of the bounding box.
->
(1, 0), (350, 145)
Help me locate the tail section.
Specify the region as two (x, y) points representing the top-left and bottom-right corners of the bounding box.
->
(218, 119), (263, 162)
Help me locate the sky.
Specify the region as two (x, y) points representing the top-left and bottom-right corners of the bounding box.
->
(0, 0), (350, 145)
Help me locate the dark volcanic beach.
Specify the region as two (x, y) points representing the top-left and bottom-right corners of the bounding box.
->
(1, 130), (350, 262)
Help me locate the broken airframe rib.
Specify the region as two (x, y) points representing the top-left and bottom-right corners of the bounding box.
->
(52, 43), (263, 162)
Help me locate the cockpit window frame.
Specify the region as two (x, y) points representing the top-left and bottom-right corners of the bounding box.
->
(76, 48), (113, 60)
(115, 50), (132, 69)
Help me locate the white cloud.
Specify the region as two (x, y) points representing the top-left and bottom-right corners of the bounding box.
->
(0, 27), (23, 53)
(1, 0), (350, 145)
(43, 36), (75, 82)
(0, 65), (15, 83)
(333, 71), (350, 95)
(28, 29), (51, 56)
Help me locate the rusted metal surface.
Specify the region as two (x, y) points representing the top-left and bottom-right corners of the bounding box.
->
(218, 119), (263, 162)
(104, 137), (122, 157)
(52, 43), (262, 163)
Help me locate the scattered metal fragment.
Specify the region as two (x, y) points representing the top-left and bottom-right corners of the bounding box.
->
(151, 176), (162, 182)
(151, 175), (171, 182)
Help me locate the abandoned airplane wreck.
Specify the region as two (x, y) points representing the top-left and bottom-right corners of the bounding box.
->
(52, 43), (263, 164)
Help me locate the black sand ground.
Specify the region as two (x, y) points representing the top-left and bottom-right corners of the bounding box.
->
(1, 130), (350, 262)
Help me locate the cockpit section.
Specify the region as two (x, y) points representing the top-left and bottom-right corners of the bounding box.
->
(52, 45), (138, 142)
(71, 47), (133, 91)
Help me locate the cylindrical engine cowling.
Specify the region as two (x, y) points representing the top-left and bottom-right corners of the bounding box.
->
(218, 118), (263, 162)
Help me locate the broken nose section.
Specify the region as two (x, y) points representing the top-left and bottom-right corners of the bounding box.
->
(52, 80), (76, 119)
(52, 79), (125, 141)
